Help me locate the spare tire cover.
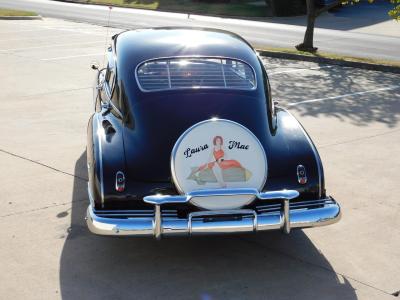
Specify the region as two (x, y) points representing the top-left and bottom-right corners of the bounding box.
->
(171, 119), (267, 210)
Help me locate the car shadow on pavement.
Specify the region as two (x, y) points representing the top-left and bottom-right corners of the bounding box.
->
(59, 152), (356, 300)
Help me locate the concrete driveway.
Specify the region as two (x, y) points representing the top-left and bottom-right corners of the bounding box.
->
(0, 18), (399, 300)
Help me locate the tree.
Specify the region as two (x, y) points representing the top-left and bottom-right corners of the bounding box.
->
(389, 0), (400, 20)
(296, 0), (399, 53)
(296, 0), (353, 52)
(266, 0), (276, 16)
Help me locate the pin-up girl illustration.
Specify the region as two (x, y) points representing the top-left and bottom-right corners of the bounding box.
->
(187, 136), (252, 187)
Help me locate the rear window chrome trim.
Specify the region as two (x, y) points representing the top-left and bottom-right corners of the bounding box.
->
(134, 55), (258, 93)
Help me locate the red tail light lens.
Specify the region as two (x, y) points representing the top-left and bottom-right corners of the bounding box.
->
(115, 171), (125, 192)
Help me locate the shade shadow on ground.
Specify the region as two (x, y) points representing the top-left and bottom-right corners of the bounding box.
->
(59, 152), (357, 299)
(266, 0), (395, 31)
(265, 59), (400, 128)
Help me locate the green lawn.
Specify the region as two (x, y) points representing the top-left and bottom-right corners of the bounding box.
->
(257, 46), (400, 68)
(0, 8), (37, 16)
(85, 0), (269, 17)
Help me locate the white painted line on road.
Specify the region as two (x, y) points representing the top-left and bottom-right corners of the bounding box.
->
(0, 33), (97, 42)
(269, 65), (333, 75)
(0, 22), (110, 36)
(0, 41), (103, 52)
(41, 53), (104, 61)
(288, 85), (400, 106)
(0, 28), (52, 34)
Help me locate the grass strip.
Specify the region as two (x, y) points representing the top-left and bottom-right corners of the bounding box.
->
(0, 8), (38, 17)
(257, 46), (400, 68)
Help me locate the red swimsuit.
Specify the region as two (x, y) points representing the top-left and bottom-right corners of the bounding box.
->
(198, 149), (242, 171)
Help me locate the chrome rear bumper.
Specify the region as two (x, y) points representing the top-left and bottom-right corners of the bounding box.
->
(86, 189), (341, 238)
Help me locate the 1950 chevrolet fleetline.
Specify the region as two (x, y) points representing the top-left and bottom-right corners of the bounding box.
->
(86, 27), (341, 238)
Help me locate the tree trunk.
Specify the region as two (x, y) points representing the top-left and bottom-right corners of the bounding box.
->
(302, 13), (317, 50)
(265, 0), (276, 16)
(296, 0), (318, 52)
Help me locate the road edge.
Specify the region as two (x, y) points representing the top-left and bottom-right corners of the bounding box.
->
(257, 50), (400, 74)
(0, 15), (42, 20)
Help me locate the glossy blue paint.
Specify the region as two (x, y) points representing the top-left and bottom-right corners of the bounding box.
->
(88, 27), (325, 210)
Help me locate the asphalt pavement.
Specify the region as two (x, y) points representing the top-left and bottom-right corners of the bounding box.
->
(1, 0), (400, 62)
(0, 18), (399, 300)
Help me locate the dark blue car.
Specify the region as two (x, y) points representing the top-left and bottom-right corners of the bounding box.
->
(86, 27), (341, 238)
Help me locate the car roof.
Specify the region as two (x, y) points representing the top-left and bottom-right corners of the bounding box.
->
(114, 27), (259, 68)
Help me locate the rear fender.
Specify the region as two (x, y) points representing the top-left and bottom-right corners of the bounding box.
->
(88, 113), (127, 209)
(265, 108), (325, 200)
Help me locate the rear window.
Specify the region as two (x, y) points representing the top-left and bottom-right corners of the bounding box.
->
(136, 57), (256, 92)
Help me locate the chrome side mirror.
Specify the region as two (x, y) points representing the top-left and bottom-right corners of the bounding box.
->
(91, 61), (100, 70)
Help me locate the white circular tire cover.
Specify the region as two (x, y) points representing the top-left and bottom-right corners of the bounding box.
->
(171, 119), (268, 210)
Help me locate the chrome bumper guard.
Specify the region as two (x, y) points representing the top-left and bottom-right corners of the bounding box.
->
(86, 188), (341, 238)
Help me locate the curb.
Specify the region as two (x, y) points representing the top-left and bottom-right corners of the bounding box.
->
(257, 50), (400, 74)
(0, 15), (42, 20)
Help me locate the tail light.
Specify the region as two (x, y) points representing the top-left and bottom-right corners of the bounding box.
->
(297, 165), (307, 184)
(115, 171), (125, 192)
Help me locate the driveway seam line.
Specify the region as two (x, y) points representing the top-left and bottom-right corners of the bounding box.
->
(287, 85), (400, 106)
(0, 148), (88, 182)
(0, 199), (87, 219)
(319, 128), (400, 148)
(21, 86), (92, 98)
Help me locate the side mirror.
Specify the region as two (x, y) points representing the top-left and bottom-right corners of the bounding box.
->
(91, 61), (100, 70)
